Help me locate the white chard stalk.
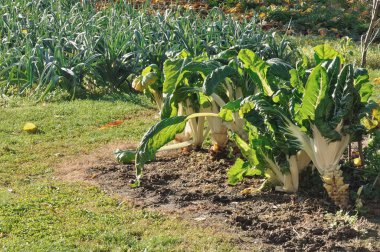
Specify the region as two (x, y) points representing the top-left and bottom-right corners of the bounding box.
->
(174, 103), (192, 143)
(312, 125), (350, 209)
(185, 99), (206, 148)
(207, 101), (228, 152)
(263, 151), (310, 193)
(286, 120), (350, 208)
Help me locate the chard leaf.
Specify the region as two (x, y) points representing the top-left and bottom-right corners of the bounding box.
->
(314, 44), (343, 64)
(203, 65), (239, 96)
(325, 57), (341, 91)
(115, 149), (136, 164)
(199, 92), (212, 108)
(163, 59), (220, 95)
(227, 158), (261, 185)
(233, 134), (259, 167)
(238, 49), (273, 96)
(219, 99), (241, 122)
(290, 69), (303, 91)
(163, 58), (189, 94)
(361, 117), (378, 130)
(183, 60), (221, 78)
(333, 65), (353, 105)
(315, 97), (340, 140)
(300, 65), (328, 122)
(142, 64), (159, 76)
(214, 47), (239, 61)
(358, 83), (373, 103)
(267, 58), (293, 81)
(315, 64), (356, 140)
(160, 94), (178, 119)
(135, 116), (187, 180)
(332, 64), (355, 123)
(354, 69), (372, 103)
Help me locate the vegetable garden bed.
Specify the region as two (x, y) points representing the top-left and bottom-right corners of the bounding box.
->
(59, 146), (380, 251)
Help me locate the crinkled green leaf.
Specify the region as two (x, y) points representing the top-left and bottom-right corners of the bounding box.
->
(227, 158), (261, 185)
(267, 58), (293, 81)
(135, 116), (187, 180)
(115, 149), (136, 164)
(233, 134), (259, 167)
(219, 99), (241, 122)
(300, 65), (328, 121)
(142, 64), (159, 76)
(183, 60), (221, 78)
(238, 49), (273, 96)
(289, 69), (303, 91)
(163, 58), (188, 94)
(203, 65), (238, 96)
(325, 57), (341, 92)
(314, 44), (343, 64)
(214, 47), (239, 61)
(160, 94), (178, 119)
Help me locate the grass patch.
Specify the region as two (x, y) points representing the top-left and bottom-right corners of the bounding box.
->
(0, 96), (236, 251)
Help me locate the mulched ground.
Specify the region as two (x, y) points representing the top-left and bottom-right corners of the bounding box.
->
(80, 148), (380, 251)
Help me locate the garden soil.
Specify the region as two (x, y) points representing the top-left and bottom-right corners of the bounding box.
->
(57, 144), (380, 252)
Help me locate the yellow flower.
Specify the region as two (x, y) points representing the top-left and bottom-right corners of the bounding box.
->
(21, 29), (28, 34)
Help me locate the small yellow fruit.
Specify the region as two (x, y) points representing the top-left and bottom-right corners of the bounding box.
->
(23, 123), (38, 133)
(353, 157), (362, 167)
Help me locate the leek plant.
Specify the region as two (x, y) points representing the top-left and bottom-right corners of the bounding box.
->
(1, 0), (276, 98)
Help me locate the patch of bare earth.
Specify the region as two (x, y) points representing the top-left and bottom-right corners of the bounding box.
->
(56, 144), (380, 252)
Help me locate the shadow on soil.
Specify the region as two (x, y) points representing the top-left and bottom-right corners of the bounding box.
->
(56, 144), (380, 252)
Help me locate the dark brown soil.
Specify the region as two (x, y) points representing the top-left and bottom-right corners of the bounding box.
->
(64, 147), (380, 252)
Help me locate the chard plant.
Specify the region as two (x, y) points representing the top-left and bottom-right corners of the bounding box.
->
(233, 47), (372, 208)
(128, 44), (373, 209)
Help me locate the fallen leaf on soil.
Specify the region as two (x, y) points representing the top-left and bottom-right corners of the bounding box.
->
(99, 120), (124, 129)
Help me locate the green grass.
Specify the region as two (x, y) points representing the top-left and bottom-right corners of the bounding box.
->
(0, 96), (236, 251)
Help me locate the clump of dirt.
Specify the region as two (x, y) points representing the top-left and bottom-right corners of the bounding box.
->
(57, 147), (379, 251)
